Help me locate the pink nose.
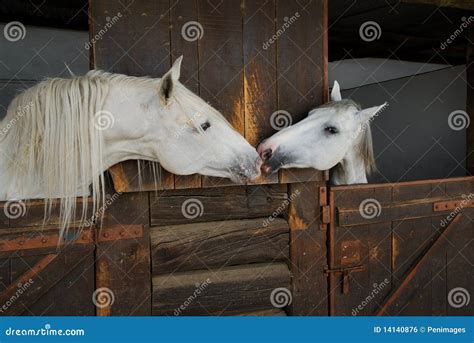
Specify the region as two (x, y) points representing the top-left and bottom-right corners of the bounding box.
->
(261, 164), (272, 174)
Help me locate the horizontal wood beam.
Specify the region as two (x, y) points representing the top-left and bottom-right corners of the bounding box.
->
(401, 0), (474, 10)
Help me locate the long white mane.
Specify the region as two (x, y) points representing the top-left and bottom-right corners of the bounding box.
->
(0, 71), (159, 239)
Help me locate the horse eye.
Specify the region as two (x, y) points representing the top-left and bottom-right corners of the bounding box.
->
(324, 126), (338, 135)
(200, 121), (211, 131)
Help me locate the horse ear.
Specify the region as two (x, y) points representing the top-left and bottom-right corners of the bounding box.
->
(331, 80), (342, 101)
(356, 102), (388, 122)
(159, 56), (183, 104)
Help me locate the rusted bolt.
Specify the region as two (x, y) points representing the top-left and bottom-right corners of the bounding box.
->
(41, 238), (47, 243)
(103, 232), (109, 238)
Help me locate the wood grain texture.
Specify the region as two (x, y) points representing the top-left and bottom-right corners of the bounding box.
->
(151, 217), (289, 275)
(288, 182), (328, 315)
(467, 25), (473, 175)
(150, 184), (288, 226)
(152, 263), (291, 315)
(276, 0), (325, 183)
(95, 224), (151, 316)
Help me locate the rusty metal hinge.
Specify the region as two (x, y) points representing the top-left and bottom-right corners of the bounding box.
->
(325, 265), (365, 295)
(96, 224), (143, 242)
(319, 187), (330, 230)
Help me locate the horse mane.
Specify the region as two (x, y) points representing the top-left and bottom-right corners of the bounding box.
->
(358, 123), (376, 174)
(0, 70), (162, 240)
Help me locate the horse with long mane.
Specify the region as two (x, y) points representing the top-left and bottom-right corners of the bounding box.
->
(258, 81), (387, 184)
(0, 56), (261, 238)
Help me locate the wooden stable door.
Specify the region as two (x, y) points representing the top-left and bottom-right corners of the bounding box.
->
(325, 176), (473, 316)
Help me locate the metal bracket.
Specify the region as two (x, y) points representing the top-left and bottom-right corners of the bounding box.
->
(96, 224), (143, 242)
(319, 187), (330, 230)
(433, 198), (474, 212)
(325, 265), (365, 295)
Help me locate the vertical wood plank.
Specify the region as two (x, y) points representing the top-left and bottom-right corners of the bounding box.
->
(276, 0), (326, 183)
(198, 0), (245, 187)
(171, 0), (202, 189)
(288, 182), (327, 315)
(467, 25), (473, 175)
(90, 0), (175, 189)
(243, 0), (278, 184)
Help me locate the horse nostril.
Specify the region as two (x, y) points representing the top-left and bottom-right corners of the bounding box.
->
(261, 148), (272, 161)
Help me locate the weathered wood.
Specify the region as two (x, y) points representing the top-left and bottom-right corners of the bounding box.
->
(90, 0), (175, 190)
(150, 184), (288, 226)
(152, 263), (291, 315)
(468, 25), (473, 175)
(242, 0), (278, 185)
(238, 308), (287, 316)
(276, 0), (326, 183)
(170, 0), (201, 189)
(95, 224), (151, 316)
(0, 245), (95, 316)
(151, 218), (289, 275)
(288, 182), (328, 315)
(401, 0), (474, 10)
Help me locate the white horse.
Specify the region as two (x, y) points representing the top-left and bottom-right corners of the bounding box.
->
(258, 81), (387, 184)
(0, 56), (261, 235)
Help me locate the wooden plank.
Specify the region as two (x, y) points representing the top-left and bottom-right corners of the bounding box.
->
(237, 308), (286, 316)
(151, 218), (289, 275)
(150, 184), (288, 226)
(401, 0), (474, 10)
(1, 245), (95, 316)
(198, 0), (244, 188)
(242, 0), (278, 185)
(100, 191), (149, 227)
(446, 211), (474, 315)
(152, 263), (291, 315)
(468, 25), (474, 175)
(288, 182), (327, 315)
(276, 0), (325, 183)
(377, 214), (465, 316)
(95, 224), (151, 315)
(171, 0), (202, 189)
(90, 0), (175, 190)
